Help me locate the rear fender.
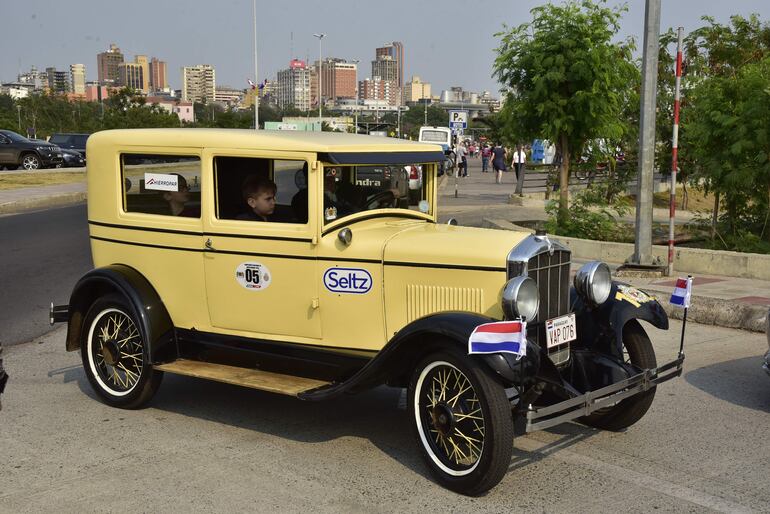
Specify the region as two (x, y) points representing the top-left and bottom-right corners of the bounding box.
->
(65, 265), (175, 362)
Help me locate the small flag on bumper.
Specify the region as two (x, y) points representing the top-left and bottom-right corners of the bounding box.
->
(468, 321), (527, 357)
(670, 277), (692, 308)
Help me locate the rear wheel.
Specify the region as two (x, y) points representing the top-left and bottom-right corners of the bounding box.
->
(581, 320), (657, 431)
(408, 346), (513, 495)
(21, 153), (41, 171)
(80, 294), (163, 409)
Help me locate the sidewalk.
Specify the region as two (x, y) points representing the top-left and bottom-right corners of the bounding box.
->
(440, 158), (769, 333)
(0, 160), (767, 333)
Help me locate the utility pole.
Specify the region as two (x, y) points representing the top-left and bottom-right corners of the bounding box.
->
(253, 0), (259, 130)
(633, 0), (661, 266)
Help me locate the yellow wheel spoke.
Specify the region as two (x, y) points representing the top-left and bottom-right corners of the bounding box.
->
(454, 408), (482, 421)
(446, 384), (472, 408)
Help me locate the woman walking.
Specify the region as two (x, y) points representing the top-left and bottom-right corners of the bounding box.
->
(492, 143), (507, 184)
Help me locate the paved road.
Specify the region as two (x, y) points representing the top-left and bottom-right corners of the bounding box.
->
(1, 321), (767, 512)
(0, 204), (91, 346)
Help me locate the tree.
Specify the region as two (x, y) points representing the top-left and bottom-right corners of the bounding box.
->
(492, 0), (638, 226)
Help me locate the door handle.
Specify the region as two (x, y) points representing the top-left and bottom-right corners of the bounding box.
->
(205, 238), (215, 250)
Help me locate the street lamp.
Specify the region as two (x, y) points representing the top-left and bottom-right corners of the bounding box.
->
(253, 0), (259, 130)
(313, 33), (326, 125)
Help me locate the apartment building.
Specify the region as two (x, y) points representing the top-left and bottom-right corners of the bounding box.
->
(182, 64), (216, 103)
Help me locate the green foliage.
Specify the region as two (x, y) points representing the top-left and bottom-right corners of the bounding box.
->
(682, 15), (770, 244)
(544, 191), (631, 241)
(492, 0), (639, 225)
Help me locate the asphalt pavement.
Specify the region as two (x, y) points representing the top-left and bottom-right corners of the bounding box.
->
(0, 321), (767, 511)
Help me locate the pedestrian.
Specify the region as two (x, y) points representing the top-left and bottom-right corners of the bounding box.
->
(455, 141), (468, 177)
(491, 142), (507, 184)
(481, 144), (491, 172)
(512, 145), (526, 182)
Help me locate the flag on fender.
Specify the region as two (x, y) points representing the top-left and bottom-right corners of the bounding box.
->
(468, 321), (527, 357)
(670, 277), (692, 308)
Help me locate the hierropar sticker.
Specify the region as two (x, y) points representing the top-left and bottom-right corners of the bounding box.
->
(235, 262), (272, 290)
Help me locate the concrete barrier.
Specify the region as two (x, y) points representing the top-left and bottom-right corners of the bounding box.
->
(482, 218), (770, 280)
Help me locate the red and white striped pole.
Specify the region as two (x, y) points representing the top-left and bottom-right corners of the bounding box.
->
(668, 27), (684, 276)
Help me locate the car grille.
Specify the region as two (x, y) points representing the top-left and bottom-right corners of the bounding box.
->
(507, 241), (572, 366)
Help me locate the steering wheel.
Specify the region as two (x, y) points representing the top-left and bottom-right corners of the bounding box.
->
(365, 190), (397, 210)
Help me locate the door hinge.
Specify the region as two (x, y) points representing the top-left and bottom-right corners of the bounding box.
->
(311, 298), (319, 309)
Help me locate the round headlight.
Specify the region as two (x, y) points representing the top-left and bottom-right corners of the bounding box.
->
(574, 261), (612, 305)
(502, 276), (540, 321)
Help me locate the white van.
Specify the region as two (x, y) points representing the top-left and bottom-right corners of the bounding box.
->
(418, 126), (454, 173)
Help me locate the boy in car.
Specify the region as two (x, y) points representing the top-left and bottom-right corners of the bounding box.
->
(237, 175), (277, 221)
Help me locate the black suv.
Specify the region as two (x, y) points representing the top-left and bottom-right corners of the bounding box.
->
(48, 133), (90, 159)
(0, 130), (63, 170)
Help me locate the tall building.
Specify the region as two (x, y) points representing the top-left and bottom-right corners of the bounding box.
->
(45, 67), (70, 94)
(97, 44), (124, 85)
(135, 55), (150, 92)
(375, 41), (404, 98)
(277, 59), (311, 111)
(149, 58), (168, 92)
(324, 59), (357, 102)
(181, 64), (216, 103)
(70, 64), (86, 95)
(358, 77), (398, 106)
(18, 66), (47, 90)
(118, 62), (145, 91)
(403, 76), (431, 103)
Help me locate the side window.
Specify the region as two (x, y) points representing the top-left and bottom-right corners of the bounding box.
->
(121, 154), (201, 217)
(214, 156), (307, 224)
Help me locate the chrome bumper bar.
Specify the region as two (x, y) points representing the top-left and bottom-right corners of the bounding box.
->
(49, 303), (69, 325)
(525, 354), (685, 432)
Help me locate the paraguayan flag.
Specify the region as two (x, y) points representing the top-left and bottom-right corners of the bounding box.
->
(669, 277), (693, 308)
(468, 320), (527, 357)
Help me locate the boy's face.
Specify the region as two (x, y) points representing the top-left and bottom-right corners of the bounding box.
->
(248, 189), (275, 217)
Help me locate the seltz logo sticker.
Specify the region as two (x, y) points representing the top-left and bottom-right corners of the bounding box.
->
(323, 267), (372, 294)
(235, 262), (272, 291)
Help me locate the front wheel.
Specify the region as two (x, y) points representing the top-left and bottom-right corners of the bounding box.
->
(408, 347), (514, 495)
(80, 294), (163, 409)
(21, 154), (41, 171)
(580, 320), (657, 431)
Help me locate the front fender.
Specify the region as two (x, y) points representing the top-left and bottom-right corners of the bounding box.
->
(573, 282), (668, 354)
(65, 265), (174, 362)
(300, 311), (546, 400)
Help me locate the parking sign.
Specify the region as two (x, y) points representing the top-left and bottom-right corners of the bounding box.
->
(449, 110), (468, 129)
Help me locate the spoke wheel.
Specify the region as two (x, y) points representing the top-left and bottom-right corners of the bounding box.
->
(81, 294), (162, 409)
(409, 347), (513, 496)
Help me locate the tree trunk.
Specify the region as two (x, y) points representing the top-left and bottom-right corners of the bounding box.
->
(762, 184), (770, 242)
(558, 133), (570, 227)
(711, 191), (720, 240)
(681, 180), (688, 211)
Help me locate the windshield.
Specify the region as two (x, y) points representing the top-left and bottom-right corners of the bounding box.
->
(322, 163), (435, 224)
(420, 130), (450, 144)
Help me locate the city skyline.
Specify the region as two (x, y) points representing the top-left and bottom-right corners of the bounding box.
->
(1, 0), (768, 95)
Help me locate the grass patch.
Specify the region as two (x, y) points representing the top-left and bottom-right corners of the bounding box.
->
(0, 172), (86, 190)
(624, 187), (716, 212)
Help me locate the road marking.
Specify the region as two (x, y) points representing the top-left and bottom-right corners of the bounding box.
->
(516, 437), (752, 513)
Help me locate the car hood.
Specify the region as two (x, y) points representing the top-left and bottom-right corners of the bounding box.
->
(383, 222), (530, 270)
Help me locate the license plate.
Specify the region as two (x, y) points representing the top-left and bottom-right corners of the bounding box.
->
(546, 313), (577, 348)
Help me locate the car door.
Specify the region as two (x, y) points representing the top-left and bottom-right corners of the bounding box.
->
(201, 150), (321, 340)
(0, 134), (14, 164)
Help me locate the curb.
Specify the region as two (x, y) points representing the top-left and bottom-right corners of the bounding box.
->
(481, 217), (768, 334)
(640, 288), (768, 333)
(0, 192), (87, 215)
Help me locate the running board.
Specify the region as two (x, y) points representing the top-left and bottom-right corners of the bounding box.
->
(154, 359), (331, 397)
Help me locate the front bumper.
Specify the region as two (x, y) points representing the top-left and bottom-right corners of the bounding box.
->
(525, 354), (685, 432)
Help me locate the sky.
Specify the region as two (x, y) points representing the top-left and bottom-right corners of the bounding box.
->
(2, 0), (768, 97)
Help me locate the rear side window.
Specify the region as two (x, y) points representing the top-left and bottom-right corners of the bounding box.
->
(121, 154), (201, 217)
(214, 156), (307, 224)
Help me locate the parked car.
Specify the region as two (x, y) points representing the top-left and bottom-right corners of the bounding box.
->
(30, 139), (85, 168)
(0, 130), (63, 170)
(48, 133), (90, 159)
(50, 129), (684, 495)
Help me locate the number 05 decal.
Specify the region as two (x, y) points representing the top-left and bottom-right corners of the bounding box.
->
(235, 262), (272, 291)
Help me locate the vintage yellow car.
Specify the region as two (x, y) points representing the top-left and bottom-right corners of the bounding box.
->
(51, 129), (683, 495)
